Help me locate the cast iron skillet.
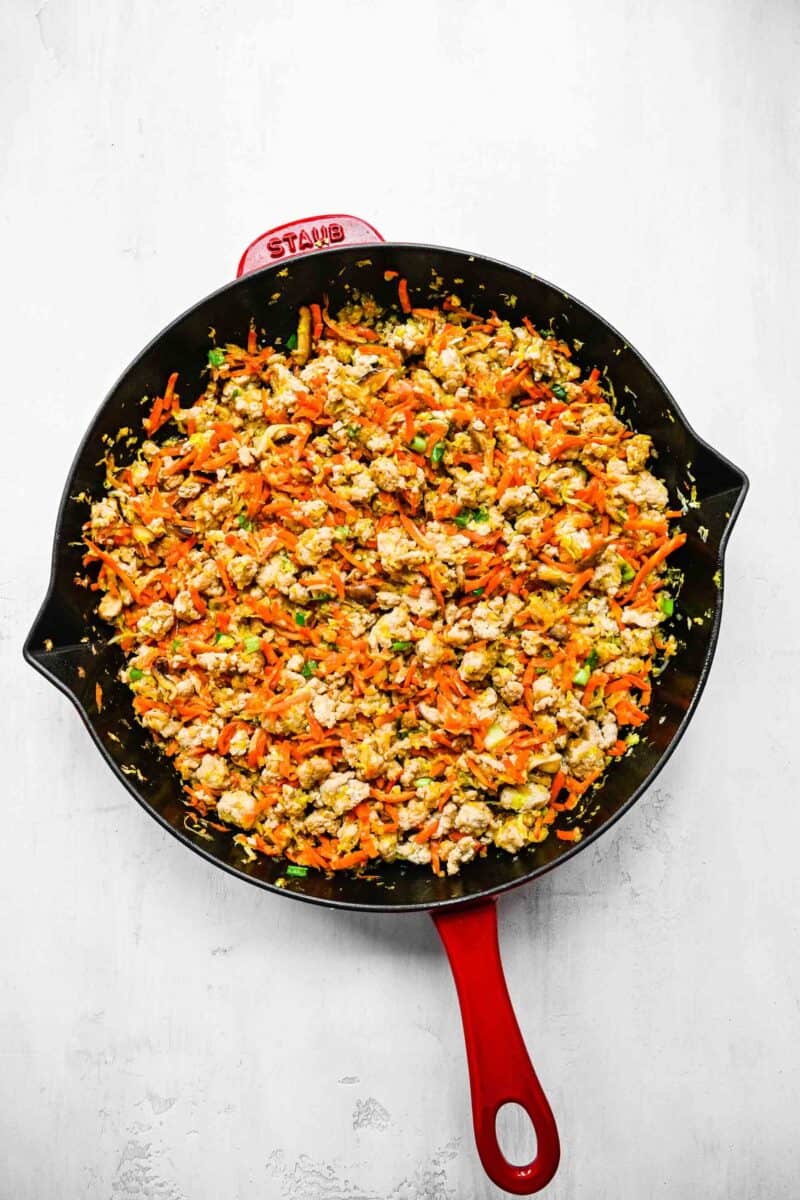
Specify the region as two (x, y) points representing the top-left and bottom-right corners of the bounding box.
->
(24, 215), (748, 1194)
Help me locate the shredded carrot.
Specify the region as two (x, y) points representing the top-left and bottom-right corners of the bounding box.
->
(556, 828), (582, 843)
(399, 512), (432, 550)
(564, 568), (594, 602)
(217, 722), (243, 755)
(83, 541), (141, 603)
(332, 850), (369, 870)
(247, 729), (267, 769)
(581, 671), (607, 706)
(550, 771), (566, 803)
(413, 818), (440, 844)
(624, 533), (687, 602)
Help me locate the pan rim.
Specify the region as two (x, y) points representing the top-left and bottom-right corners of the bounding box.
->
(23, 241), (749, 913)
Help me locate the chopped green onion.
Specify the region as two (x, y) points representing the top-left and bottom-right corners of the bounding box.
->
(573, 666), (590, 687)
(346, 424), (361, 439)
(620, 562), (635, 582)
(415, 776), (434, 788)
(294, 611), (307, 626)
(207, 347), (225, 368)
(333, 525), (351, 540)
(214, 633), (235, 649)
(626, 732), (640, 747)
(659, 594), (674, 616)
(472, 586), (485, 596)
(391, 640), (413, 652)
(587, 648), (599, 671)
(171, 638), (182, 652)
(243, 635), (262, 653)
(236, 513), (253, 530)
(409, 434), (427, 453)
(310, 592), (333, 602)
(285, 333), (298, 351)
(286, 864), (308, 877)
(431, 441), (446, 464)
(454, 507), (489, 528)
(128, 667), (143, 682)
(551, 383), (567, 400)
(301, 660), (318, 678)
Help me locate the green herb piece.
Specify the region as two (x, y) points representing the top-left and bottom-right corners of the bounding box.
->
(236, 513), (253, 530)
(333, 525), (351, 540)
(207, 348), (225, 368)
(243, 635), (262, 654)
(391, 640), (413, 652)
(659, 594), (674, 616)
(286, 864), (308, 877)
(620, 562), (635, 582)
(472, 586), (485, 596)
(294, 611), (307, 626)
(128, 667), (143, 682)
(310, 592), (333, 602)
(171, 638), (182, 652)
(431, 441), (446, 464)
(626, 732), (640, 747)
(285, 333), (298, 351)
(551, 383), (567, 400)
(409, 434), (428, 453)
(573, 666), (590, 687)
(301, 660), (318, 678)
(587, 648), (599, 671)
(415, 777), (434, 788)
(454, 507), (489, 528)
(214, 633), (235, 649)
(346, 424), (361, 439)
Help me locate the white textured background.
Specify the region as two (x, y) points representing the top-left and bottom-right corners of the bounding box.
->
(2, 1), (799, 1197)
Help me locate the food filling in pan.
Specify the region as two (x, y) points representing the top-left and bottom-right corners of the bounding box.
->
(83, 280), (683, 876)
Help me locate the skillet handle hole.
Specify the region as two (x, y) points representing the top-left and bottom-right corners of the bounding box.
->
(495, 1101), (538, 1166)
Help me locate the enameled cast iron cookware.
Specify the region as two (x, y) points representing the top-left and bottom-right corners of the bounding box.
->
(24, 215), (748, 1193)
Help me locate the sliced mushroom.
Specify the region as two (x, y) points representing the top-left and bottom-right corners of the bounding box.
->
(345, 582), (376, 603)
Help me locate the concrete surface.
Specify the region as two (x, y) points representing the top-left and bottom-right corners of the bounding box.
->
(2, 0), (799, 1196)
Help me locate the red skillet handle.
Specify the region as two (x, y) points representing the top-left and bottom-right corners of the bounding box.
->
(237, 214), (384, 277)
(433, 900), (560, 1194)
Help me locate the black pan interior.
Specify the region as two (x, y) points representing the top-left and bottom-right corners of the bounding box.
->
(24, 245), (747, 910)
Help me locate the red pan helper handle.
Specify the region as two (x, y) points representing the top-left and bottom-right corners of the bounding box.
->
(237, 214), (384, 276)
(433, 900), (560, 1194)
